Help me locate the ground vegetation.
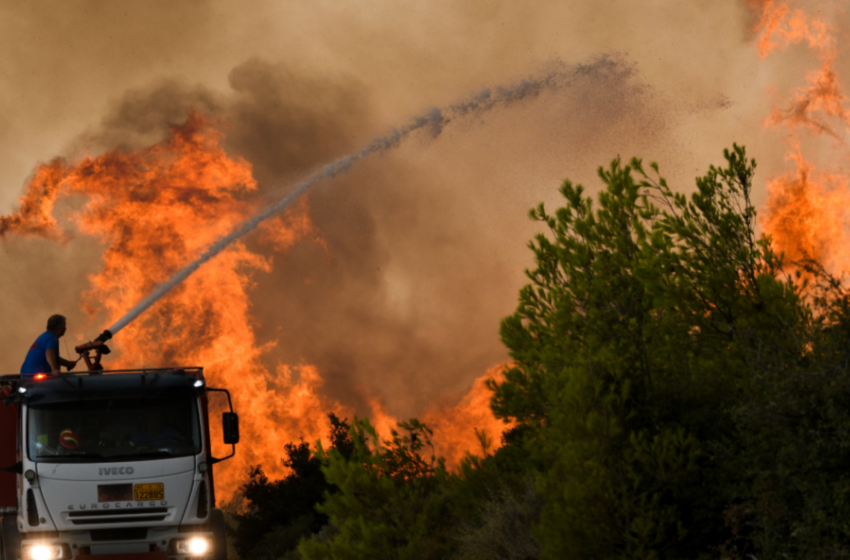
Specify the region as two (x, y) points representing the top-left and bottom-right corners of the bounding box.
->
(236, 146), (850, 559)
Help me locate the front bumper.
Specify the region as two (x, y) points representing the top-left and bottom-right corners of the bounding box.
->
(21, 528), (215, 560)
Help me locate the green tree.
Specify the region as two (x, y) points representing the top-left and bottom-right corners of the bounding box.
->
(233, 414), (354, 560)
(722, 262), (850, 560)
(284, 145), (850, 559)
(299, 418), (450, 560)
(491, 145), (804, 559)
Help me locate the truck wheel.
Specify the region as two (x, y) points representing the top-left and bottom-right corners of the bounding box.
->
(1, 516), (20, 560)
(209, 508), (227, 560)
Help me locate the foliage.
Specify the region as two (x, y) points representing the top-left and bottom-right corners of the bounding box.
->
(452, 476), (543, 560)
(232, 414), (354, 560)
(490, 145), (807, 559)
(299, 418), (451, 560)
(241, 145), (850, 560)
(720, 261), (850, 560)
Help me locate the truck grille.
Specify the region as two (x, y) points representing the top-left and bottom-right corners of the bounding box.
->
(90, 528), (148, 541)
(66, 507), (169, 525)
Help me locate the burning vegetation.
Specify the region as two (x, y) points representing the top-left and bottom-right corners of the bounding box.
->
(756, 0), (850, 274)
(0, 110), (505, 502)
(6, 1), (850, 558)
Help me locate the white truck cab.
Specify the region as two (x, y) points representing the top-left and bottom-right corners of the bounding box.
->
(0, 368), (238, 560)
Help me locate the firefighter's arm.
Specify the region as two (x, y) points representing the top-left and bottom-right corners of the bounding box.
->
(59, 356), (77, 371)
(45, 348), (60, 374)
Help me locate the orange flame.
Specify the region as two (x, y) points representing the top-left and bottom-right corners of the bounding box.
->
(426, 366), (509, 467)
(754, 1), (850, 275)
(0, 162), (66, 239)
(358, 368), (508, 469)
(752, 0), (831, 58)
(1, 111), (504, 499)
(753, 0), (848, 136)
(765, 57), (850, 137)
(762, 148), (850, 271)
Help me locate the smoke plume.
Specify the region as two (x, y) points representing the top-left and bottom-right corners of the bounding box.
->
(0, 0), (802, 493)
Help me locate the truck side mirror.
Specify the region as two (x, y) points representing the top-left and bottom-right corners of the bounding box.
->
(223, 412), (239, 444)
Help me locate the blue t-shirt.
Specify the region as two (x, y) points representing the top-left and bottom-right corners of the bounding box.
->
(20, 331), (60, 376)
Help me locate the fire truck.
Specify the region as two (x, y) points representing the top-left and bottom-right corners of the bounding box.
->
(0, 364), (239, 560)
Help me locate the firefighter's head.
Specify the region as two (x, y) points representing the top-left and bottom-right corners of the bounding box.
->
(47, 314), (67, 338)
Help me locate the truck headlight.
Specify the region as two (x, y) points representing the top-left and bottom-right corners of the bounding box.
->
(188, 538), (209, 554)
(170, 537), (210, 555)
(22, 544), (69, 560)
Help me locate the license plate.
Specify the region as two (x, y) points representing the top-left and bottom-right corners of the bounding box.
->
(98, 483), (133, 502)
(134, 483), (164, 501)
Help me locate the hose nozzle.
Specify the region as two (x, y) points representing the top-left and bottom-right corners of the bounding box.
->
(94, 329), (112, 343)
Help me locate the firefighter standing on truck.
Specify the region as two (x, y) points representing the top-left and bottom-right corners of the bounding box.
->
(20, 314), (77, 377)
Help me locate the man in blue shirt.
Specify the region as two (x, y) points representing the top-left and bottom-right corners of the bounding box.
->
(21, 315), (77, 377)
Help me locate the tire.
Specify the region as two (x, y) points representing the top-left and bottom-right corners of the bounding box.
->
(1, 516), (20, 560)
(209, 508), (227, 560)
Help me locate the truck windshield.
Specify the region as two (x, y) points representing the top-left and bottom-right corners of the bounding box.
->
(27, 397), (202, 463)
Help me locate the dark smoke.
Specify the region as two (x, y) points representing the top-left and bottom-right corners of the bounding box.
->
(0, 0), (769, 419)
(105, 56), (636, 340)
(82, 55), (652, 414)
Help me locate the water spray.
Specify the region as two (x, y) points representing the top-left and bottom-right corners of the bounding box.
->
(103, 56), (627, 339)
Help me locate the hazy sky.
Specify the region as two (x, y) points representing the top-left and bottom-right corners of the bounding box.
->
(0, 0), (820, 415)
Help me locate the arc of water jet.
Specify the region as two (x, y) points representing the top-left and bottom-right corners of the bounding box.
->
(107, 56), (628, 336)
